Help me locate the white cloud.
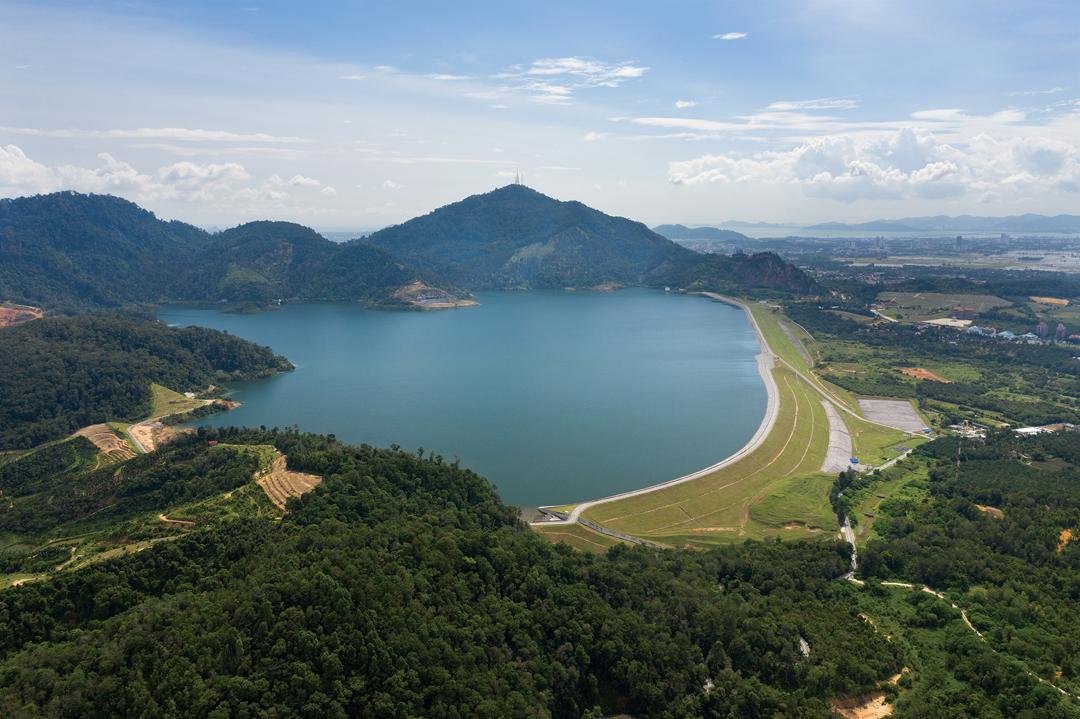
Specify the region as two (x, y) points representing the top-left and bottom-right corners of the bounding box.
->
(524, 57), (649, 86)
(583, 131), (608, 141)
(382, 179), (404, 190)
(373, 65), (397, 73)
(675, 100), (697, 109)
(767, 98), (858, 111)
(319, 186), (337, 197)
(0, 126), (312, 143)
(1009, 87), (1066, 97)
(0, 144), (311, 206)
(427, 73), (470, 81)
(666, 127), (1080, 202)
(0, 144), (58, 191)
(340, 74), (366, 81)
(476, 56), (648, 105)
(713, 32), (747, 40)
(287, 174), (322, 187)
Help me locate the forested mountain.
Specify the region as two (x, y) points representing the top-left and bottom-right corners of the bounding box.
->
(0, 193), (458, 310)
(366, 185), (818, 294)
(0, 428), (902, 718)
(0, 192), (206, 308)
(0, 313), (291, 449)
(652, 224), (752, 242)
(178, 221), (434, 304)
(0, 190), (817, 310)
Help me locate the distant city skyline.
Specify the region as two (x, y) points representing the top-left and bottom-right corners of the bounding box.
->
(2, 0), (1079, 227)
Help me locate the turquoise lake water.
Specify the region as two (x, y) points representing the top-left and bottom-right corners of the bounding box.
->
(158, 289), (765, 506)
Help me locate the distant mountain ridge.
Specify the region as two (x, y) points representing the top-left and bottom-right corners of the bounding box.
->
(806, 214), (1080, 233)
(0, 193), (458, 310)
(365, 185), (816, 294)
(652, 224), (751, 242)
(0, 188), (819, 310)
(366, 185), (690, 289)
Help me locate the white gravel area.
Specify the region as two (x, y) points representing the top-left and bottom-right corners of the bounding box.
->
(857, 398), (926, 433)
(821, 401), (854, 474)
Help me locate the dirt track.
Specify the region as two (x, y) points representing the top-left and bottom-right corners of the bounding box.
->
(75, 424), (136, 461)
(257, 453), (323, 510)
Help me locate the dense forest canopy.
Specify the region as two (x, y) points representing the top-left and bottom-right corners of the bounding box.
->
(0, 193), (453, 310)
(0, 429), (901, 718)
(365, 184), (819, 295)
(0, 313), (291, 449)
(0, 190), (817, 313)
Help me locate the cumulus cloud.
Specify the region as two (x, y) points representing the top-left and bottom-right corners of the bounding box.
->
(0, 143), (312, 206)
(667, 127), (1080, 202)
(382, 179), (404, 190)
(713, 32), (747, 40)
(319, 186), (337, 197)
(287, 174), (322, 187)
(675, 100), (697, 109)
(583, 131), (608, 141)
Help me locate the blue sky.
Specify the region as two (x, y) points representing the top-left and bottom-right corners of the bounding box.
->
(2, 0), (1079, 228)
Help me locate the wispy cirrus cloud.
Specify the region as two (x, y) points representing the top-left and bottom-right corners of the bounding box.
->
(0, 126), (313, 143)
(713, 32), (747, 40)
(766, 97), (858, 111)
(675, 100), (697, 109)
(1009, 86), (1066, 97)
(472, 56), (649, 105)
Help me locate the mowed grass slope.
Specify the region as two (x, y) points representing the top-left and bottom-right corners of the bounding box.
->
(533, 523), (630, 553)
(583, 367), (832, 546)
(746, 302), (859, 413)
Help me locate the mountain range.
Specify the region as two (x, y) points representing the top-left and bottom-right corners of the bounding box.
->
(665, 214), (1080, 236)
(0, 186), (818, 311)
(651, 224), (751, 242)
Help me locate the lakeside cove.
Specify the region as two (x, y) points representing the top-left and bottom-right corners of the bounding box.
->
(533, 294), (925, 549)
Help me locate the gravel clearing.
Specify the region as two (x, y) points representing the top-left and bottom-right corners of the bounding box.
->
(821, 401), (853, 474)
(857, 398), (925, 432)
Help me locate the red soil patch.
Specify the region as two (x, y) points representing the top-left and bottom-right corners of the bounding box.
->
(900, 367), (951, 383)
(1059, 528), (1074, 554)
(0, 304), (43, 328)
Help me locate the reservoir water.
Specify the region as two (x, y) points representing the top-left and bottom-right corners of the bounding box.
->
(158, 289), (765, 506)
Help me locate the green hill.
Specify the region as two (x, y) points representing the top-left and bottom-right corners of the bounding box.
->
(180, 221), (435, 304)
(1, 190), (817, 310)
(0, 313), (292, 449)
(367, 185), (818, 294)
(0, 193), (459, 310)
(652, 224), (752, 242)
(0, 428), (902, 717)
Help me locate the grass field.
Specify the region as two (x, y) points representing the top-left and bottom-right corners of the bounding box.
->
(747, 302), (859, 413)
(533, 523), (630, 553)
(150, 383), (208, 418)
(538, 299), (924, 550)
(582, 366), (833, 546)
(876, 291), (1011, 321)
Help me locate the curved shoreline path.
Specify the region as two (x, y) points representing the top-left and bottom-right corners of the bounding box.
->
(533, 292), (921, 545)
(535, 294), (780, 527)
